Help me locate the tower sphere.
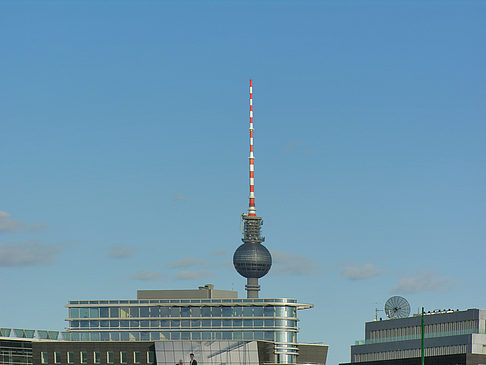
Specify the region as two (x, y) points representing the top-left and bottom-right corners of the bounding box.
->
(233, 242), (272, 279)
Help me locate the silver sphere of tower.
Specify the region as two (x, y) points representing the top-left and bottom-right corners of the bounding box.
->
(233, 242), (272, 278)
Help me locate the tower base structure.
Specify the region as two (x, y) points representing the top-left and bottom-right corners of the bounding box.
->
(246, 277), (260, 298)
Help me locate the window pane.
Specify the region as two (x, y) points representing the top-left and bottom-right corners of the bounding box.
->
(94, 352), (101, 364)
(80, 352), (88, 364)
(90, 308), (99, 318)
(130, 307), (139, 318)
(67, 352), (74, 364)
(107, 352), (114, 364)
(100, 307), (109, 318)
(181, 307), (190, 317)
(222, 307), (232, 317)
(191, 307), (201, 317)
(120, 352), (128, 364)
(233, 307), (243, 317)
(147, 351), (155, 364)
(54, 352), (61, 364)
(134, 352), (141, 364)
(211, 307), (222, 317)
(140, 307), (149, 317)
(201, 307), (211, 317)
(80, 308), (89, 318)
(70, 308), (79, 318)
(254, 307), (263, 316)
(243, 307), (252, 317)
(264, 306), (274, 317)
(149, 307), (159, 317)
(41, 352), (48, 364)
(170, 307), (180, 317)
(110, 307), (119, 318)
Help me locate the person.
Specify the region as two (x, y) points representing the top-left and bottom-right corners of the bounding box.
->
(189, 353), (197, 365)
(178, 360), (183, 365)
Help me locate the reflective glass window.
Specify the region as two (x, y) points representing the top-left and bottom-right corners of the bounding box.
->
(160, 307), (169, 317)
(233, 319), (242, 327)
(181, 331), (190, 340)
(275, 307), (286, 317)
(129, 332), (140, 341)
(80, 308), (89, 318)
(90, 320), (99, 327)
(191, 319), (201, 327)
(212, 332), (222, 340)
(101, 332), (110, 341)
(130, 307), (140, 318)
(222, 307), (232, 317)
(171, 320), (180, 327)
(243, 319), (253, 327)
(41, 352), (48, 364)
(160, 332), (170, 340)
(70, 320), (79, 328)
(149, 307), (159, 317)
(170, 307), (180, 317)
(120, 352), (128, 364)
(89, 308), (99, 318)
(100, 307), (109, 318)
(140, 307), (149, 317)
(130, 320), (140, 328)
(233, 331), (242, 340)
(80, 352), (88, 364)
(181, 307), (190, 317)
(202, 320), (211, 328)
(67, 352), (74, 364)
(100, 320), (109, 328)
(110, 307), (120, 318)
(276, 319), (285, 327)
(192, 331), (201, 340)
(201, 331), (211, 340)
(110, 332), (120, 341)
(233, 306), (243, 317)
(223, 319), (232, 327)
(120, 320), (129, 328)
(94, 352), (101, 364)
(243, 307), (252, 317)
(191, 307), (201, 317)
(81, 333), (89, 341)
(172, 332), (180, 340)
(254, 307), (264, 316)
(80, 320), (89, 328)
(110, 320), (119, 328)
(211, 319), (221, 327)
(211, 307), (222, 317)
(120, 332), (129, 341)
(264, 319), (274, 327)
(181, 319), (190, 328)
(149, 320), (159, 328)
(242, 331), (253, 340)
(160, 320), (169, 327)
(140, 320), (149, 328)
(222, 331), (232, 340)
(201, 307), (211, 317)
(264, 306), (274, 317)
(151, 332), (160, 341)
(264, 331), (274, 341)
(70, 308), (79, 318)
(254, 331), (264, 340)
(254, 319), (263, 327)
(107, 352), (114, 364)
(141, 332), (150, 341)
(54, 352), (61, 364)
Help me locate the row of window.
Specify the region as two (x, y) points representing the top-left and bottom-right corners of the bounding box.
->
(62, 330), (297, 343)
(353, 344), (468, 362)
(70, 319), (297, 329)
(69, 298), (296, 305)
(69, 306), (296, 319)
(40, 351), (155, 365)
(368, 320), (480, 341)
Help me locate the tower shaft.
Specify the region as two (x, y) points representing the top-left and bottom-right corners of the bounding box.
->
(249, 79), (256, 217)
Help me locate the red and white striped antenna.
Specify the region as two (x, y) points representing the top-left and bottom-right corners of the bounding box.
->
(248, 79), (256, 216)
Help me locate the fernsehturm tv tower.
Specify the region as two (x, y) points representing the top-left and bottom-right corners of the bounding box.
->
(233, 80), (272, 299)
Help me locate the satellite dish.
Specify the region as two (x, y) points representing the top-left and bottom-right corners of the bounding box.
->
(385, 296), (410, 319)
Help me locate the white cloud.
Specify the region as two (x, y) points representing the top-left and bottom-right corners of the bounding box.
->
(211, 249), (228, 256)
(393, 270), (452, 294)
(174, 270), (213, 280)
(0, 241), (61, 267)
(169, 257), (204, 269)
(130, 270), (165, 281)
(341, 263), (382, 280)
(0, 211), (46, 233)
(172, 193), (187, 201)
(107, 244), (135, 258)
(271, 250), (318, 276)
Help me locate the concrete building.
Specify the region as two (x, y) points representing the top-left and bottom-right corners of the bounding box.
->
(341, 308), (486, 365)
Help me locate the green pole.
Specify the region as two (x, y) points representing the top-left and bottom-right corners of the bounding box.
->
(421, 307), (425, 365)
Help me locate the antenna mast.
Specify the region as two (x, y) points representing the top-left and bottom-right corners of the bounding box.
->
(248, 79), (256, 216)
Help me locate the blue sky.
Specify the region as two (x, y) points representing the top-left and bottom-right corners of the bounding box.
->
(1, 1), (485, 364)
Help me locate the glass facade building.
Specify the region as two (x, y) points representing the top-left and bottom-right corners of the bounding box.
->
(62, 289), (313, 364)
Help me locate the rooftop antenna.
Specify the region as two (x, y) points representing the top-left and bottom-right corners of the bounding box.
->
(233, 79), (272, 298)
